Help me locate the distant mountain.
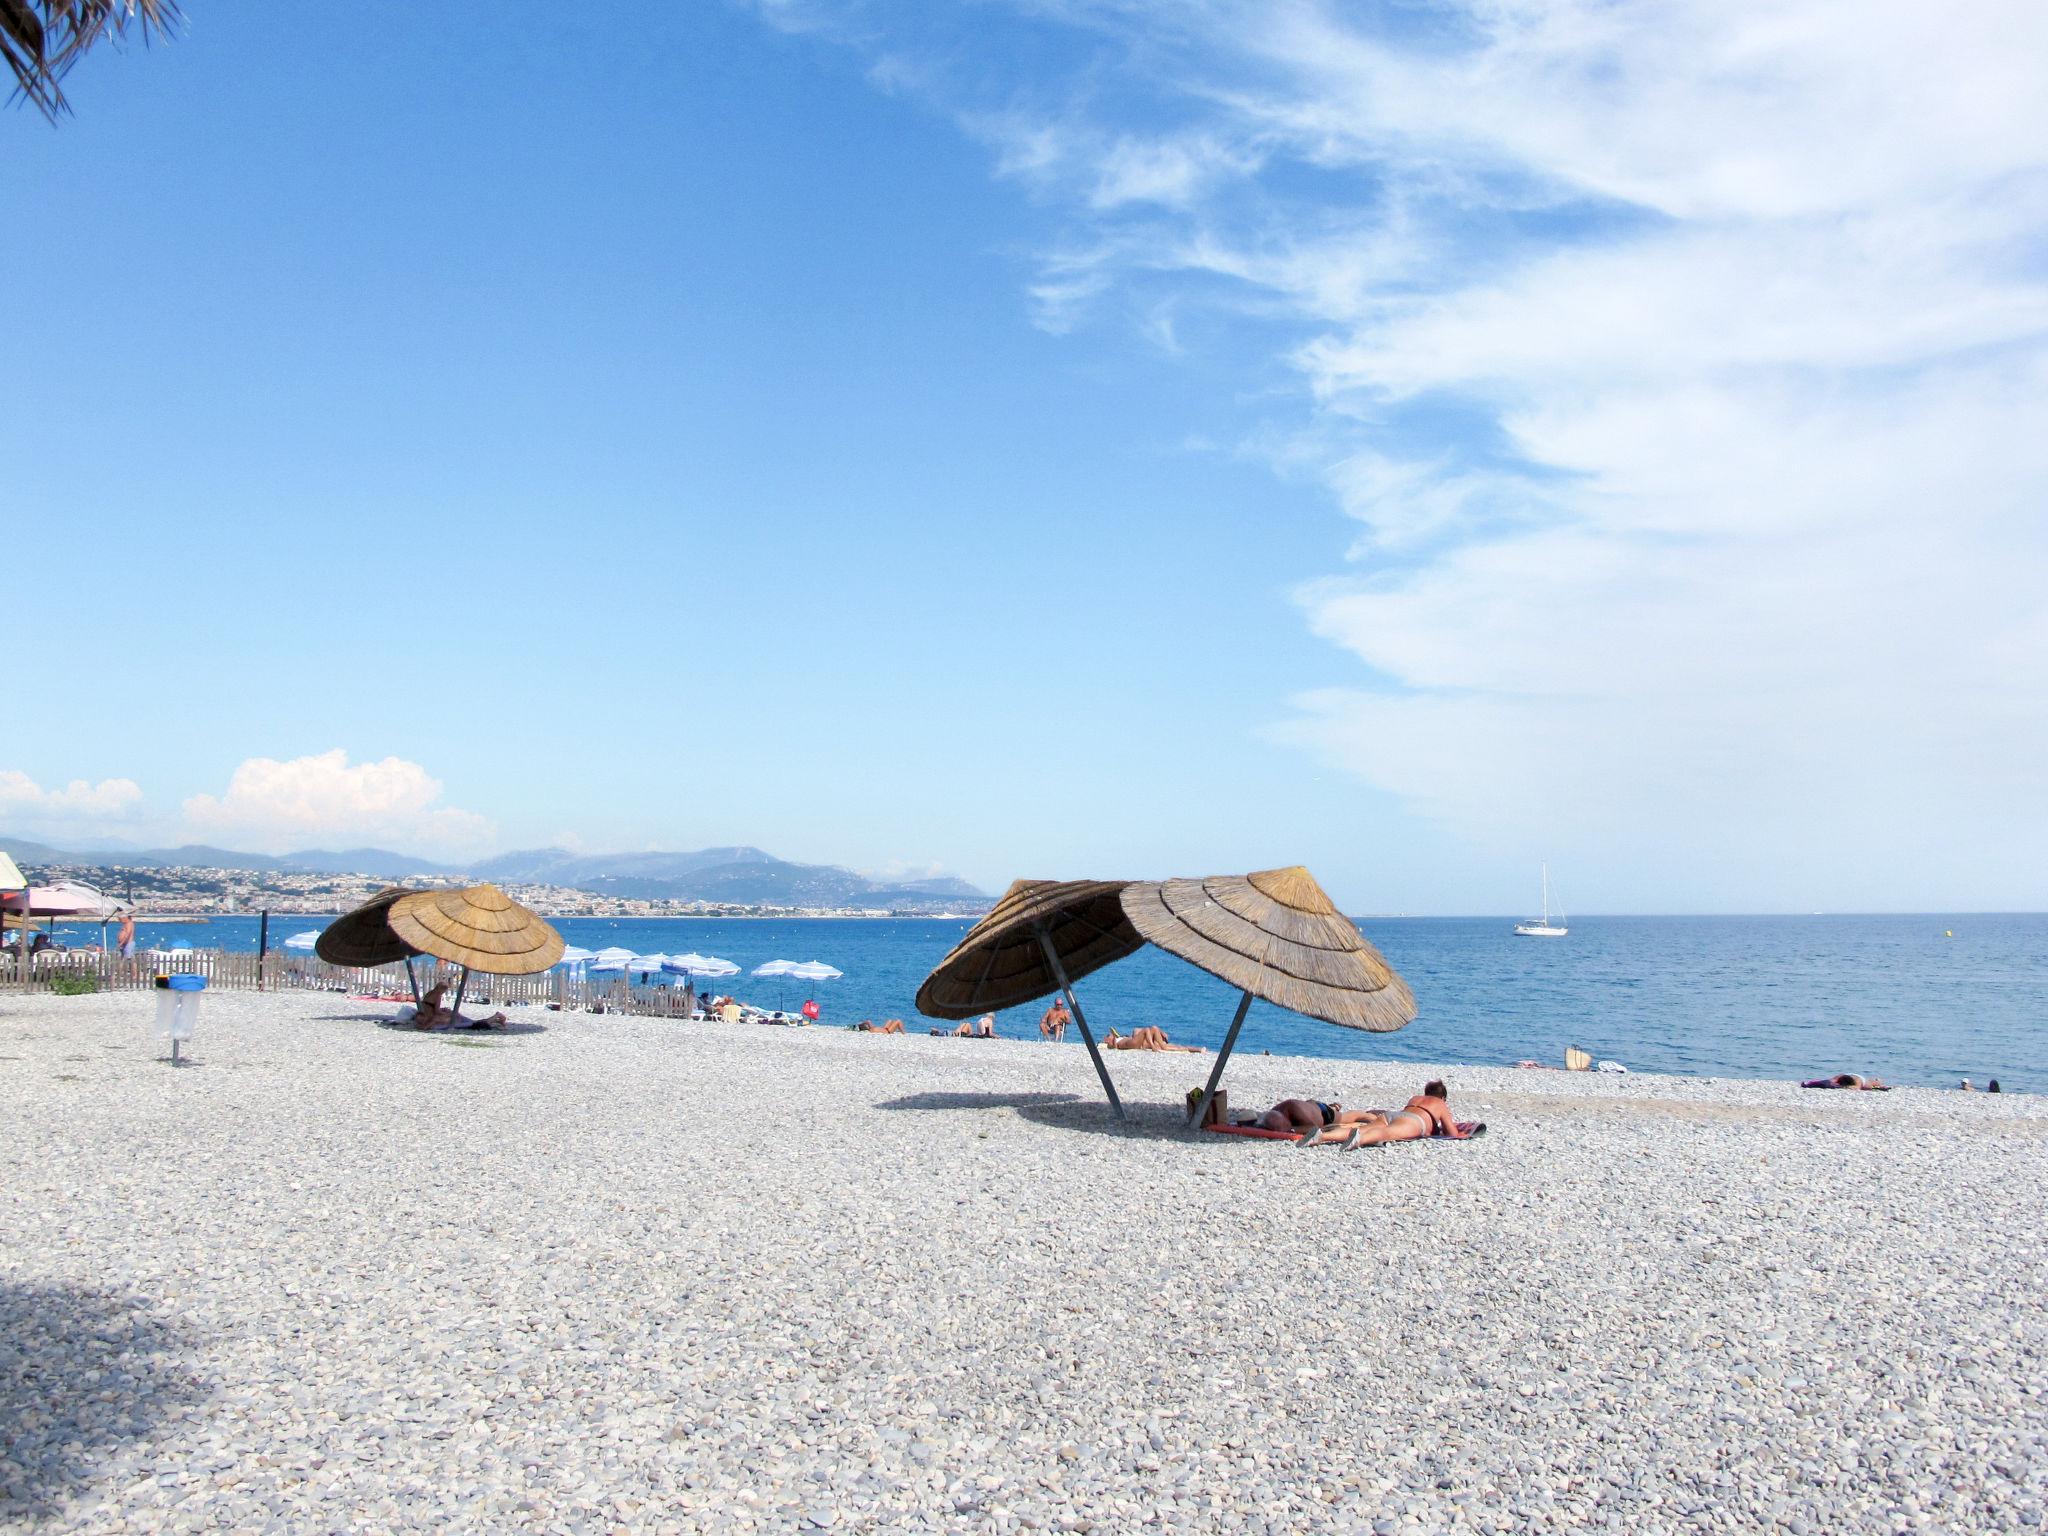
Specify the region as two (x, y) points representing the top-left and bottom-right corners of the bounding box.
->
(0, 836), (71, 866)
(469, 846), (773, 885)
(0, 840), (451, 877)
(888, 875), (985, 898)
(279, 848), (461, 877)
(0, 836), (988, 909)
(478, 847), (985, 909)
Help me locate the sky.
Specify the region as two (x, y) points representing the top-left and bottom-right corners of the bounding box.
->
(4, 0), (2045, 914)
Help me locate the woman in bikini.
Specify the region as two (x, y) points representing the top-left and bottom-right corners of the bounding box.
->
(1103, 1026), (1203, 1052)
(408, 982), (508, 1031)
(1334, 1080), (1470, 1147)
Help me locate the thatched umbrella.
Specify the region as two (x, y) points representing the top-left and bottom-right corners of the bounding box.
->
(915, 879), (1142, 1116)
(1120, 866), (1415, 1124)
(387, 884), (565, 1018)
(316, 886), (426, 1005)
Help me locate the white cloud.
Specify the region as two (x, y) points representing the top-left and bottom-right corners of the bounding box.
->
(756, 0), (2048, 902)
(181, 751), (494, 856)
(0, 771), (145, 823)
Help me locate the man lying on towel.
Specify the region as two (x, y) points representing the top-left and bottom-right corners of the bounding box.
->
(402, 981), (508, 1031)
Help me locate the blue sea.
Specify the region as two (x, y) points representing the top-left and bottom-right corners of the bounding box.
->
(49, 912), (2044, 1091)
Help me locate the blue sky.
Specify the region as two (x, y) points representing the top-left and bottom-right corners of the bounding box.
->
(6, 1), (2046, 913)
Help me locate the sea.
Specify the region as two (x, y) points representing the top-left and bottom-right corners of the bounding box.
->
(45, 912), (2045, 1092)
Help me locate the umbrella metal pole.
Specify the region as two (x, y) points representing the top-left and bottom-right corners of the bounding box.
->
(450, 965), (471, 1022)
(1187, 989), (1254, 1128)
(403, 958), (421, 1009)
(1033, 923), (1123, 1120)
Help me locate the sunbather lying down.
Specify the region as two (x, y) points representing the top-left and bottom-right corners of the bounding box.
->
(405, 982), (508, 1031)
(857, 1018), (906, 1034)
(1254, 1097), (1388, 1133)
(1801, 1073), (1891, 1090)
(1102, 1026), (1202, 1052)
(1280, 1080), (1476, 1147)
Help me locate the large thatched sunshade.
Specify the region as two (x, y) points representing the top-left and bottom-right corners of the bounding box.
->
(915, 879), (1140, 1117)
(316, 887), (423, 968)
(1120, 867), (1416, 1124)
(315, 886), (427, 1005)
(916, 880), (1139, 1016)
(388, 884), (564, 1017)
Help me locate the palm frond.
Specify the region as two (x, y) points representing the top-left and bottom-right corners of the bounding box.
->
(5, 0), (182, 119)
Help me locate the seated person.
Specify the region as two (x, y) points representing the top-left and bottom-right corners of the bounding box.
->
(406, 981), (507, 1031)
(1800, 1073), (1891, 1090)
(1039, 999), (1070, 1041)
(1334, 1080), (1473, 1147)
(1103, 1026), (1202, 1052)
(856, 1018), (907, 1034)
(936, 1014), (997, 1037)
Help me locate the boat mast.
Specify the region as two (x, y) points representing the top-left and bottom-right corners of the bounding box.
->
(1540, 863), (1549, 924)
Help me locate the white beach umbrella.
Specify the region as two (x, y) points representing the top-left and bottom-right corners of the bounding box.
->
(765, 962), (835, 987)
(752, 958), (843, 1009)
(588, 946), (637, 971)
(283, 930), (321, 952)
(663, 952), (737, 977)
(555, 945), (597, 967)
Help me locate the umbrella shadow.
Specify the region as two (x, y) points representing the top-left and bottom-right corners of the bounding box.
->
(876, 1090), (1084, 1113)
(371, 1018), (549, 1037)
(0, 1280), (205, 1522)
(874, 1090), (1193, 1141)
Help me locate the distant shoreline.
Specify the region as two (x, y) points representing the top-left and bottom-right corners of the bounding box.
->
(98, 910), (992, 924)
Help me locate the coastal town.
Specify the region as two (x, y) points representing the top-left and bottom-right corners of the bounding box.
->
(20, 859), (989, 921)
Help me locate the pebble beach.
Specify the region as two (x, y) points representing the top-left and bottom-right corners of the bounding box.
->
(3, 989), (2044, 1534)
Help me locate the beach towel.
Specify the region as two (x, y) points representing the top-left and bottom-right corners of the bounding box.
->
(1203, 1121), (1487, 1142)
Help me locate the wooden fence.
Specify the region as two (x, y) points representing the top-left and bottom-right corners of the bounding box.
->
(3, 948), (716, 1020)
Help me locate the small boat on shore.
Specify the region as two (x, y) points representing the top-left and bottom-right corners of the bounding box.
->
(1514, 865), (1568, 937)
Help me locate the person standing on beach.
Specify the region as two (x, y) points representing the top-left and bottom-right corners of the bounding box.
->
(1039, 998), (1070, 1041)
(115, 912), (136, 959)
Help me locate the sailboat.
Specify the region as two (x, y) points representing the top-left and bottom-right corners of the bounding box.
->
(1513, 865), (1568, 937)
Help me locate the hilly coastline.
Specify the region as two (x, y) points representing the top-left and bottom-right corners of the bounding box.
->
(0, 835), (988, 913)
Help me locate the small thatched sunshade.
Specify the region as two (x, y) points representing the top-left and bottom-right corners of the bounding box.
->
(915, 879), (1141, 1020)
(1120, 866), (1415, 1032)
(315, 886), (424, 968)
(387, 884), (565, 976)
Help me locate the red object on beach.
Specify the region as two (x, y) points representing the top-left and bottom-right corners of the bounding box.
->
(801, 999), (820, 1020)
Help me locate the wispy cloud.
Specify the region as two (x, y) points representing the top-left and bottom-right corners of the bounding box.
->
(756, 0), (2048, 896)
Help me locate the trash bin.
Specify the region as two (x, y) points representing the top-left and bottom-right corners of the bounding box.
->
(154, 973), (206, 1063)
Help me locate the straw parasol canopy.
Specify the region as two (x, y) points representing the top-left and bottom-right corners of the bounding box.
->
(916, 879), (1141, 1020)
(315, 887), (424, 967)
(1119, 866), (1414, 1032)
(387, 884), (565, 976)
